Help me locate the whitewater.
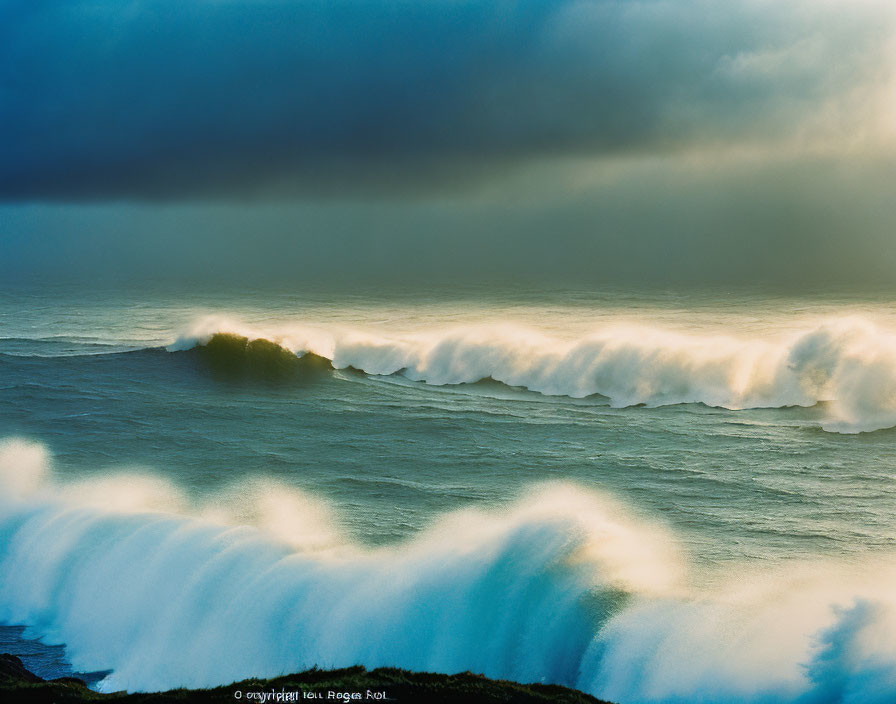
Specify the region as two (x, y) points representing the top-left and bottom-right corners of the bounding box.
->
(1, 438), (896, 703)
(168, 314), (896, 433)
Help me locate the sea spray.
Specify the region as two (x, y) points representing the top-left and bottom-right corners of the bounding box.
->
(0, 439), (675, 693)
(3, 440), (896, 702)
(169, 316), (896, 433)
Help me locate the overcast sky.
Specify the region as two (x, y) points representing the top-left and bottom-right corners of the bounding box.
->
(2, 0), (896, 288)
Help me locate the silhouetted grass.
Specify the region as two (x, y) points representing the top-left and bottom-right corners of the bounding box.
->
(0, 655), (613, 704)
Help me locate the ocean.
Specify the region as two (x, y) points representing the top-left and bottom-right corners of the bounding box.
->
(2, 281), (896, 703)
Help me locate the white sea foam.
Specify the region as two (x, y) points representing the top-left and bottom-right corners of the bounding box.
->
(171, 315), (896, 433)
(2, 438), (896, 702)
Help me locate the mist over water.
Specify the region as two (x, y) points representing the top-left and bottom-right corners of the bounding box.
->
(3, 283), (896, 703)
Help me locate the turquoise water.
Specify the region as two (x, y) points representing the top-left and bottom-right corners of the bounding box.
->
(2, 282), (896, 702)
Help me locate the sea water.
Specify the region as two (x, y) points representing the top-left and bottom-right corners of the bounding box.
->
(2, 281), (896, 703)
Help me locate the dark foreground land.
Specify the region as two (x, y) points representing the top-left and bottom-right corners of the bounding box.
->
(1, 654), (612, 704)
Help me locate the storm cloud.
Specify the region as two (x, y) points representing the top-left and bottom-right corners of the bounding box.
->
(3, 0), (894, 199)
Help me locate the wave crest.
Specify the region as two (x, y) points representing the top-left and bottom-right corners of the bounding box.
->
(171, 316), (896, 433)
(192, 333), (332, 380)
(2, 439), (896, 703)
(0, 438), (677, 693)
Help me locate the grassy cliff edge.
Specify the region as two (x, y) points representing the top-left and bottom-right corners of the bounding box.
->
(0, 654), (613, 704)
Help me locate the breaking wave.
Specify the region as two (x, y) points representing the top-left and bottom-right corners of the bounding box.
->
(2, 438), (896, 703)
(190, 332), (333, 380)
(169, 316), (896, 433)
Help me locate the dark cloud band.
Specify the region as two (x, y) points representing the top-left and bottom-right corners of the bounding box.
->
(1, 0), (891, 199)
